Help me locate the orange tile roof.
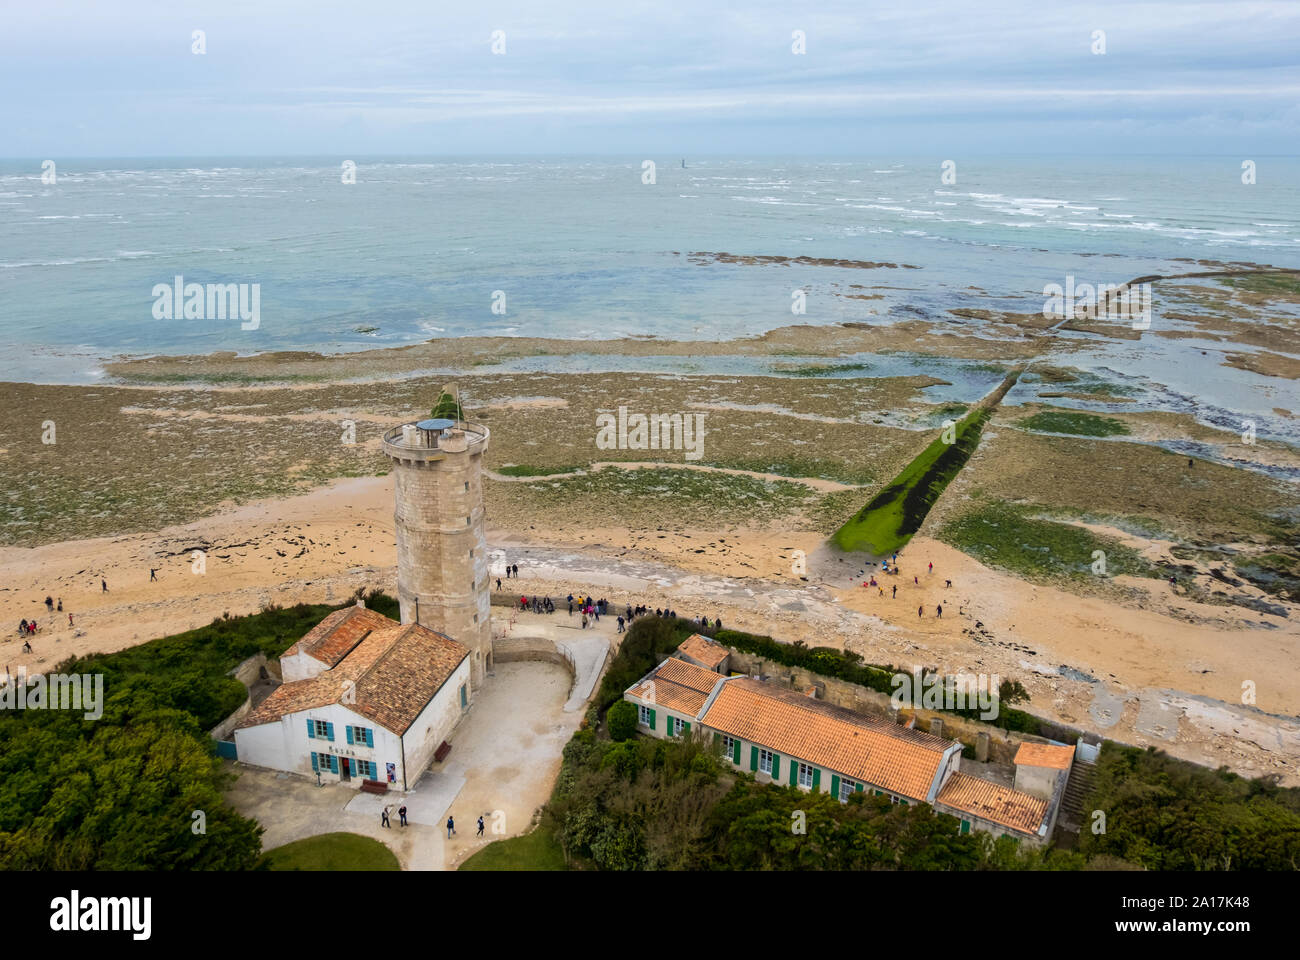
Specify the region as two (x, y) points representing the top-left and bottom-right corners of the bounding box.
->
(676, 633), (728, 670)
(626, 657), (724, 717)
(283, 604), (393, 668)
(1014, 742), (1074, 770)
(936, 772), (1049, 835)
(238, 613), (468, 735)
(701, 678), (956, 800)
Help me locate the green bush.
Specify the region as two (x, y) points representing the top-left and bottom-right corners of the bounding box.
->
(607, 700), (638, 741)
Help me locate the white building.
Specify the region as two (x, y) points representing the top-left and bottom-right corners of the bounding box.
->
(234, 601), (471, 791)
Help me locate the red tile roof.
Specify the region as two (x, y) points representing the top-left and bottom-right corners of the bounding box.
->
(936, 772), (1049, 835)
(675, 633), (728, 670)
(701, 677), (956, 800)
(283, 604), (393, 668)
(626, 657), (723, 716)
(1013, 742), (1074, 770)
(239, 611), (468, 735)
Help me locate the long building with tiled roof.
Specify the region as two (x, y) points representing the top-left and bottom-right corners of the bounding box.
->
(234, 600), (471, 791)
(623, 655), (1069, 844)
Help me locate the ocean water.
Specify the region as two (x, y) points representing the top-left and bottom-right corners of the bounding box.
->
(2, 156), (1299, 452)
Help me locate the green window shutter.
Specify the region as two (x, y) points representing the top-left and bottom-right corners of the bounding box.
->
(812, 768), (821, 791)
(346, 726), (354, 745)
(713, 732), (720, 746)
(649, 709), (656, 731)
(830, 774), (840, 798)
(789, 760), (799, 786)
(856, 783), (864, 793)
(367, 729), (374, 747)
(960, 820), (971, 835)
(682, 721), (690, 733)
(330, 755), (339, 773)
(307, 719), (315, 739)
(750, 746), (759, 771)
(771, 754), (781, 780)
(732, 739), (741, 765)
(324, 722), (335, 742)
(311, 752), (319, 772)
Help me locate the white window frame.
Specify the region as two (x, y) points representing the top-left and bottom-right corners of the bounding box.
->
(720, 734), (736, 759)
(839, 778), (857, 802)
(759, 748), (774, 774)
(798, 762), (814, 788)
(639, 704), (651, 726)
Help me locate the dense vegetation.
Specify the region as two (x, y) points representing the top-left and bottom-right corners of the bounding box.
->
(1079, 743), (1300, 870)
(0, 591), (398, 870)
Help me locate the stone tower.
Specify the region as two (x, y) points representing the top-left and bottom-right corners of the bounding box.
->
(381, 412), (492, 687)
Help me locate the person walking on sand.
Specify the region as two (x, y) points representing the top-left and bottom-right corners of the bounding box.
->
(892, 584), (897, 599)
(945, 579), (951, 589)
(381, 807), (391, 829)
(19, 620), (28, 636)
(22, 640), (32, 654)
(399, 804), (407, 827)
(68, 612), (73, 628)
(101, 579), (108, 592)
(56, 598), (62, 612)
(446, 816), (456, 839)
(928, 561), (933, 575)
(477, 816), (485, 837)
(581, 612), (589, 629)
(914, 575), (919, 585)
(512, 564), (518, 578)
(150, 568), (158, 582)
(878, 587), (884, 597)
(45, 596), (53, 613)
(496, 578), (501, 591)
(917, 605), (923, 618)
(936, 604), (943, 618)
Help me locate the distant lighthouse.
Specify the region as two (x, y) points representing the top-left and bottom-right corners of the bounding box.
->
(381, 387), (493, 686)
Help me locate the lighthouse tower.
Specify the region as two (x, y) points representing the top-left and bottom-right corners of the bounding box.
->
(381, 411), (492, 687)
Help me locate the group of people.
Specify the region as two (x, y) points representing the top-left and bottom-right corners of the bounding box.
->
(519, 595), (556, 614)
(861, 555), (953, 617)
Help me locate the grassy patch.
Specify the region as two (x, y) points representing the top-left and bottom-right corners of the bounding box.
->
(703, 456), (875, 486)
(516, 466), (816, 522)
(832, 408), (990, 555)
(495, 464), (585, 477)
(1017, 410), (1130, 437)
(940, 502), (1162, 582)
(458, 824), (568, 871)
(780, 362), (873, 378)
(259, 833), (400, 871)
(1220, 272), (1300, 298)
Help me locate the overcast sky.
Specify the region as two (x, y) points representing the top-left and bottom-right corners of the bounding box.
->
(4, 0), (1298, 156)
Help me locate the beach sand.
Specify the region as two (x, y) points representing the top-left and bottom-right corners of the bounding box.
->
(4, 472), (1297, 785)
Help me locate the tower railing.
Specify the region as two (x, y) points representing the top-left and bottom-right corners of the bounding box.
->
(381, 420), (490, 453)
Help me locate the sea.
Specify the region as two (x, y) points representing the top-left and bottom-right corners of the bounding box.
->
(1, 155), (1298, 453)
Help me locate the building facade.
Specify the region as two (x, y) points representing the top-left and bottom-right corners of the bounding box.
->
(234, 601), (471, 791)
(624, 642), (1066, 845)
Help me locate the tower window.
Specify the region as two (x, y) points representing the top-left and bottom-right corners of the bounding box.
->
(464, 482), (469, 491)
(466, 516), (471, 525)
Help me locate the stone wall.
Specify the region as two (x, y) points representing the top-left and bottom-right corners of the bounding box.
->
(723, 648), (1057, 764)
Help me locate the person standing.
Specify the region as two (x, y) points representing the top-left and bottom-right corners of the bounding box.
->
(101, 579), (108, 592)
(399, 804), (408, 827)
(56, 598), (62, 612)
(44, 596), (53, 612)
(936, 604), (943, 618)
(496, 578), (502, 590)
(477, 816), (485, 837)
(446, 815), (456, 839)
(149, 568), (157, 582)
(512, 564), (518, 578)
(68, 612), (74, 627)
(917, 605), (923, 618)
(381, 807), (391, 829)
(892, 584), (897, 599)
